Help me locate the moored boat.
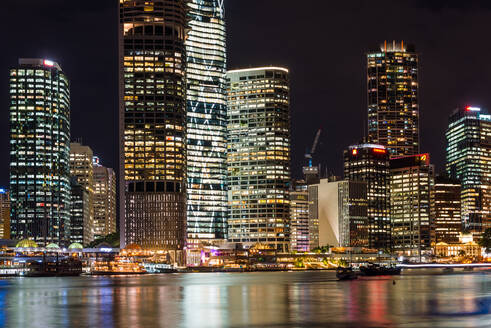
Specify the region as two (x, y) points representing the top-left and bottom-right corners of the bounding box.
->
(336, 267), (358, 280)
(359, 263), (401, 276)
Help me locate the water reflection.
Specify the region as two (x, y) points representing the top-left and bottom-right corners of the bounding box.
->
(0, 272), (491, 327)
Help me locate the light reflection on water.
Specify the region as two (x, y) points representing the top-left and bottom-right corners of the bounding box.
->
(0, 271), (491, 327)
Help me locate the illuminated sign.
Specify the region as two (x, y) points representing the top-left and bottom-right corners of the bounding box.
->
(0, 189), (5, 194)
(352, 149), (358, 155)
(466, 106), (481, 112)
(419, 153), (430, 165)
(43, 59), (54, 67)
(373, 148), (386, 154)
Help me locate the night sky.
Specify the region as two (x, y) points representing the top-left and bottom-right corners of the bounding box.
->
(1, 0), (491, 187)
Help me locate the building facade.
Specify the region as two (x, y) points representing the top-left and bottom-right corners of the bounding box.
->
(9, 58), (71, 246)
(308, 179), (368, 249)
(446, 106), (491, 236)
(70, 179), (91, 245)
(344, 143), (390, 250)
(433, 176), (462, 244)
(0, 189), (10, 239)
(185, 0), (228, 245)
(226, 67), (291, 252)
(119, 0), (188, 254)
(290, 180), (309, 252)
(93, 158), (117, 240)
(367, 41), (419, 157)
(69, 142), (94, 243)
(390, 154), (434, 258)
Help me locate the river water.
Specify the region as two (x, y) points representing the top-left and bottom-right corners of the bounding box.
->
(0, 271), (490, 327)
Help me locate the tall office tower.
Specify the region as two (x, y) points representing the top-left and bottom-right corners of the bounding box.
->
(69, 142), (94, 243)
(226, 67), (291, 252)
(9, 58), (71, 246)
(344, 143), (390, 250)
(446, 106), (491, 236)
(119, 0), (188, 255)
(433, 176), (462, 244)
(69, 179), (90, 245)
(308, 178), (368, 248)
(390, 154), (434, 259)
(185, 0), (227, 246)
(290, 180), (309, 252)
(93, 157), (117, 239)
(0, 189), (10, 239)
(367, 41), (419, 157)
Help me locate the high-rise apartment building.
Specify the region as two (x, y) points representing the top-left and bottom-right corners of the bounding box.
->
(367, 41), (419, 157)
(119, 0), (188, 255)
(93, 157), (117, 239)
(185, 0), (228, 245)
(70, 178), (90, 245)
(9, 58), (71, 246)
(390, 154), (434, 259)
(0, 189), (10, 239)
(70, 142), (94, 243)
(344, 143), (390, 250)
(290, 180), (309, 252)
(433, 176), (462, 244)
(226, 67), (291, 252)
(446, 106), (491, 236)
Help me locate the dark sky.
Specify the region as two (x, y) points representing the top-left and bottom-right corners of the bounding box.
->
(1, 0), (491, 187)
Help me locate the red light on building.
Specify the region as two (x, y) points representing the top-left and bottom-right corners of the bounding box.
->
(352, 149), (358, 155)
(43, 59), (54, 67)
(373, 148), (386, 154)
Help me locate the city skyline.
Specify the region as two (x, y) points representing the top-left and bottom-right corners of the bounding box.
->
(3, 1), (491, 187)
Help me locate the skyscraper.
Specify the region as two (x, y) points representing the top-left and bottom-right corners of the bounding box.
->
(119, 0), (188, 255)
(290, 180), (309, 252)
(390, 154), (434, 259)
(367, 41), (419, 157)
(446, 106), (491, 236)
(344, 143), (390, 250)
(70, 142), (94, 243)
(226, 67), (291, 252)
(433, 176), (462, 244)
(0, 189), (10, 239)
(93, 157), (117, 240)
(308, 178), (368, 249)
(185, 0), (228, 246)
(9, 58), (71, 246)
(70, 178), (90, 245)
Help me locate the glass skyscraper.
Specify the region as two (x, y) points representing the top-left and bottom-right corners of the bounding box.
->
(185, 0), (228, 245)
(446, 106), (491, 236)
(226, 67), (291, 252)
(433, 176), (462, 244)
(9, 58), (71, 246)
(119, 0), (188, 256)
(367, 41), (419, 157)
(344, 143), (390, 250)
(390, 154), (434, 259)
(93, 157), (117, 240)
(70, 142), (94, 244)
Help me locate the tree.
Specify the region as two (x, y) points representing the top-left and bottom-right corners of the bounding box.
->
(86, 232), (120, 248)
(478, 228), (491, 254)
(458, 250), (466, 257)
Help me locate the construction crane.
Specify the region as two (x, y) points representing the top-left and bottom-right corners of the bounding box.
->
(305, 129), (322, 168)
